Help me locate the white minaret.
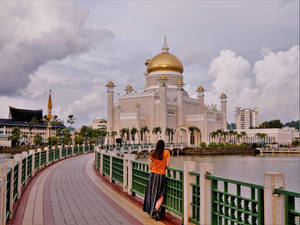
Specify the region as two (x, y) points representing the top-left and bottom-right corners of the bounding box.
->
(197, 86), (205, 114)
(220, 93), (228, 130)
(159, 75), (168, 140)
(176, 80), (184, 127)
(106, 81), (115, 132)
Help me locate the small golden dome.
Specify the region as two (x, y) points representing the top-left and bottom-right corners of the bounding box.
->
(107, 81), (115, 86)
(220, 93), (227, 98)
(197, 86), (205, 92)
(126, 85), (133, 90)
(176, 80), (183, 85)
(136, 103), (140, 107)
(145, 58), (151, 66)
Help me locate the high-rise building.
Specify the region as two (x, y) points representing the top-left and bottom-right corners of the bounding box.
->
(235, 107), (258, 130)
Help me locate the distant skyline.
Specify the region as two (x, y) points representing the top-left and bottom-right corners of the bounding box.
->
(0, 0), (299, 127)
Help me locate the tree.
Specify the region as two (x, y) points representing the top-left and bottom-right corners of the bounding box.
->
(28, 116), (38, 146)
(67, 114), (75, 128)
(49, 136), (59, 146)
(130, 127), (138, 143)
(165, 127), (174, 143)
(52, 115), (59, 125)
(33, 134), (43, 146)
(120, 128), (127, 142)
(74, 135), (84, 145)
(140, 126), (150, 143)
(285, 120), (300, 131)
(9, 127), (21, 147)
(259, 120), (283, 129)
(152, 127), (162, 141)
(111, 131), (117, 145)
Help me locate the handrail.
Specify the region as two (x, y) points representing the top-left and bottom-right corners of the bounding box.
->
(206, 174), (264, 190)
(275, 188), (300, 198)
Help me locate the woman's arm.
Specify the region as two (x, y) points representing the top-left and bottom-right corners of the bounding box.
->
(166, 154), (170, 168)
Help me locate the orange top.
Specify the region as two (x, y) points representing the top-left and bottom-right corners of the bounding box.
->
(150, 150), (170, 175)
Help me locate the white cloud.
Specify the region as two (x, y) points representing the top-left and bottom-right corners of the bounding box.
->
(0, 0), (112, 95)
(206, 46), (299, 122)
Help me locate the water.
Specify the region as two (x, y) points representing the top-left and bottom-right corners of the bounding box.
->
(139, 154), (300, 210)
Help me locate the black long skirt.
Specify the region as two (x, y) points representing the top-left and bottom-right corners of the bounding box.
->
(143, 172), (166, 216)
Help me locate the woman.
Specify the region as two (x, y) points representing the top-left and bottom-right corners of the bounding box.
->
(143, 139), (170, 221)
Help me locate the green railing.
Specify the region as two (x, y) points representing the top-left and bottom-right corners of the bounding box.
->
(13, 163), (19, 201)
(62, 147), (66, 157)
(275, 188), (300, 225)
(102, 154), (110, 176)
(41, 151), (46, 166)
(48, 148), (54, 162)
(85, 145), (89, 152)
(34, 152), (40, 170)
(67, 146), (72, 156)
(74, 145), (79, 154)
(164, 167), (184, 218)
(21, 158), (26, 185)
(206, 174), (264, 225)
(96, 152), (100, 169)
(112, 156), (123, 184)
(131, 160), (184, 218)
(91, 145), (94, 151)
(27, 155), (32, 178)
(55, 148), (60, 160)
(6, 169), (11, 220)
(132, 161), (149, 197)
(79, 145), (83, 153)
(189, 171), (200, 224)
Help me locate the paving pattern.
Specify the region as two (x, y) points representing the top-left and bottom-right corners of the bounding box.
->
(14, 153), (163, 225)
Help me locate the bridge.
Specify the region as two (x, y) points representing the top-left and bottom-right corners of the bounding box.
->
(0, 145), (299, 225)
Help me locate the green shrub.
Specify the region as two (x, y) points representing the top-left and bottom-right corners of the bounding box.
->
(208, 142), (217, 147)
(225, 143), (232, 148)
(218, 143), (225, 148)
(200, 142), (207, 149)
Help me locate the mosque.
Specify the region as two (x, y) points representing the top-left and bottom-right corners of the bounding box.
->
(106, 38), (227, 145)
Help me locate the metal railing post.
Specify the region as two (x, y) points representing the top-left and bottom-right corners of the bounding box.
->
(183, 161), (196, 225)
(17, 154), (22, 199)
(45, 147), (49, 166)
(264, 172), (285, 225)
(200, 163), (214, 225)
(29, 150), (35, 176)
(0, 163), (7, 225)
(6, 159), (14, 220)
(100, 149), (103, 175)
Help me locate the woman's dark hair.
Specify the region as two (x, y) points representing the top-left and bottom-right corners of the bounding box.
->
(151, 140), (165, 160)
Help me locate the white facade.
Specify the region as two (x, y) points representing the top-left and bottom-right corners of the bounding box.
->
(243, 127), (299, 145)
(105, 39), (227, 145)
(236, 107), (258, 130)
(91, 119), (107, 130)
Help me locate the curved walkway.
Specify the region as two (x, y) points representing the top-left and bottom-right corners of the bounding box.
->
(13, 153), (163, 225)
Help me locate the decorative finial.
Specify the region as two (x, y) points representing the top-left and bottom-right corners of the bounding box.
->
(47, 89), (53, 119)
(161, 35), (169, 53)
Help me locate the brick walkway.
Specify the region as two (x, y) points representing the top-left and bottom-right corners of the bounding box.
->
(13, 153), (163, 225)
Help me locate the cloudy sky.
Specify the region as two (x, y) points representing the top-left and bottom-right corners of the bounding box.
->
(0, 0), (299, 127)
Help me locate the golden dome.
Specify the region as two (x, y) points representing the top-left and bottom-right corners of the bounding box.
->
(126, 85), (133, 90)
(146, 37), (183, 73)
(147, 52), (183, 73)
(160, 74), (167, 79)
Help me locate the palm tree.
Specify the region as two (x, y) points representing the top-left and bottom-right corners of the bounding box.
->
(8, 127), (21, 147)
(140, 126), (149, 143)
(111, 131), (117, 145)
(240, 131), (247, 143)
(28, 116), (38, 146)
(165, 127), (174, 143)
(67, 114), (75, 129)
(228, 130), (235, 143)
(130, 127), (138, 143)
(120, 128), (127, 143)
(215, 129), (223, 143)
(188, 126), (196, 145)
(152, 127), (162, 141)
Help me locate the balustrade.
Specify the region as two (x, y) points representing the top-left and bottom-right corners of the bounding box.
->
(0, 144), (95, 224)
(95, 147), (300, 225)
